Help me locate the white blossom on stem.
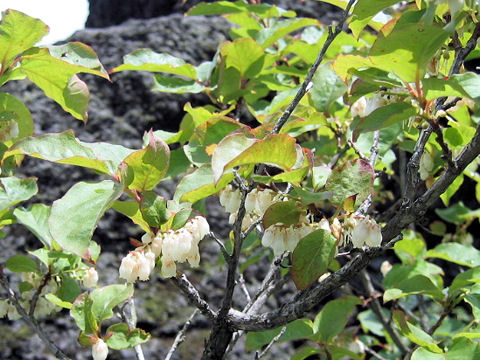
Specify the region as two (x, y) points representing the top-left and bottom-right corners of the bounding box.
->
(83, 267), (99, 288)
(92, 338), (108, 360)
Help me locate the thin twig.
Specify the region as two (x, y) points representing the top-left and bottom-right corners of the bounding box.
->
(241, 217), (262, 239)
(360, 270), (409, 355)
(171, 274), (216, 321)
(356, 130), (380, 215)
(271, 0), (356, 134)
(425, 118), (455, 169)
(122, 298), (145, 360)
(0, 267), (71, 360)
(29, 272), (51, 317)
(365, 345), (390, 360)
(238, 274), (251, 303)
(208, 232), (231, 264)
(165, 309), (199, 360)
(403, 126), (433, 203)
(255, 326), (287, 359)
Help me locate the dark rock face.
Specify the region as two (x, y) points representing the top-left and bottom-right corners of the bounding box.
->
(86, 0), (340, 28)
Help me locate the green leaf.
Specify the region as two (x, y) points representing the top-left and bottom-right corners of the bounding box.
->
(48, 42), (109, 79)
(174, 165), (232, 203)
(170, 208), (194, 230)
(310, 63), (348, 113)
(312, 166), (332, 190)
(291, 229), (337, 290)
(212, 133), (298, 183)
(450, 267), (480, 293)
(187, 1), (295, 18)
(446, 337), (480, 359)
(19, 47), (106, 121)
(393, 234), (426, 264)
(358, 308), (391, 337)
(5, 255), (38, 273)
(44, 293), (72, 310)
(0, 176), (38, 212)
(411, 348), (445, 360)
(351, 0), (399, 37)
(424, 72), (480, 101)
(111, 49), (196, 79)
(70, 293), (97, 334)
(383, 275), (444, 302)
(255, 18), (319, 48)
(369, 22), (449, 82)
(49, 180), (122, 259)
(393, 310), (443, 353)
(325, 159), (374, 207)
(313, 296), (361, 342)
(105, 323), (150, 350)
(221, 38), (265, 78)
(440, 174), (463, 206)
(152, 74), (206, 94)
(7, 131), (135, 175)
(139, 192), (168, 228)
(426, 243), (480, 268)
(57, 274), (82, 303)
(289, 186), (333, 205)
(89, 284), (133, 323)
(351, 102), (417, 139)
(111, 201), (150, 232)
(0, 9), (48, 67)
(383, 261), (443, 294)
(123, 131), (170, 191)
(246, 319), (314, 351)
(436, 202), (480, 224)
(184, 117), (244, 166)
(14, 204), (53, 247)
(262, 201), (304, 229)
(0, 92), (33, 145)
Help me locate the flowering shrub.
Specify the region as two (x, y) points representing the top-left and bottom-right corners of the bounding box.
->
(1, 1), (480, 359)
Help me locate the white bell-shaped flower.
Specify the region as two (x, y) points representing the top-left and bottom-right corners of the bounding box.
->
(150, 235), (163, 257)
(119, 249), (155, 282)
(161, 256), (177, 278)
(219, 185), (242, 213)
(92, 338), (109, 360)
(351, 216), (382, 248)
(83, 267), (99, 288)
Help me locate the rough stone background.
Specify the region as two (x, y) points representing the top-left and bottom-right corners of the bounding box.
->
(0, 1), (340, 359)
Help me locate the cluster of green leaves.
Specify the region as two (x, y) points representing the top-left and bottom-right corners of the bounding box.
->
(1, 0), (480, 358)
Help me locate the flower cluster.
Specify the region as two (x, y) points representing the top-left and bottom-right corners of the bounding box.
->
(338, 215), (382, 248)
(219, 184), (382, 257)
(220, 185), (278, 230)
(119, 216), (210, 281)
(261, 222), (313, 256)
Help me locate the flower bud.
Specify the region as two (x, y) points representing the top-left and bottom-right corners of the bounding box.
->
(83, 267), (99, 288)
(92, 338), (108, 360)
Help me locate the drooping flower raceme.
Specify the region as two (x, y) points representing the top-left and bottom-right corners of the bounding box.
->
(119, 216), (210, 281)
(261, 222), (313, 256)
(350, 216), (382, 248)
